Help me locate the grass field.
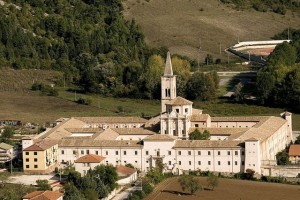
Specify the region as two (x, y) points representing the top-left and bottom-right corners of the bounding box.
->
(123, 0), (300, 60)
(145, 177), (300, 200)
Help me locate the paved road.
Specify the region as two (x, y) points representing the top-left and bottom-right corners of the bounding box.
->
(112, 186), (139, 200)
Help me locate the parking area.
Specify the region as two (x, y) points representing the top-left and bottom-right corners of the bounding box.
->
(7, 174), (59, 185)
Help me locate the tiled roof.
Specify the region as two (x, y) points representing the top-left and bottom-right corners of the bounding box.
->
(192, 108), (202, 115)
(93, 129), (119, 140)
(75, 154), (106, 163)
(174, 140), (243, 148)
(189, 128), (249, 135)
(75, 117), (147, 124)
(111, 128), (156, 135)
(0, 142), (13, 150)
(23, 140), (57, 151)
(166, 96), (193, 106)
(23, 190), (63, 200)
(143, 134), (177, 141)
(64, 128), (101, 133)
(116, 165), (136, 176)
(289, 145), (300, 156)
(211, 116), (267, 122)
(191, 114), (210, 122)
(164, 51), (173, 76)
(59, 139), (142, 147)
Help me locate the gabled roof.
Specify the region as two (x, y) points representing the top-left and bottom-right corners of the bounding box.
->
(75, 117), (147, 124)
(289, 145), (300, 156)
(0, 142), (13, 150)
(166, 96), (193, 106)
(75, 154), (106, 163)
(23, 140), (57, 151)
(191, 114), (210, 122)
(112, 128), (156, 135)
(23, 190), (63, 200)
(164, 51), (173, 76)
(143, 134), (177, 141)
(59, 139), (142, 147)
(116, 165), (136, 176)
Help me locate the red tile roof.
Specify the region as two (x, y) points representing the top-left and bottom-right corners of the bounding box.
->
(23, 140), (57, 151)
(23, 190), (63, 200)
(289, 145), (300, 156)
(116, 165), (137, 176)
(75, 154), (106, 163)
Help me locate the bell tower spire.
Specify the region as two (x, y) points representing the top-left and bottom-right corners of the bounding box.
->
(161, 52), (176, 113)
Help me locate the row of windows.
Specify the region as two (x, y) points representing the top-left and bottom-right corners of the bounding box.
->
(25, 158), (38, 162)
(178, 161), (245, 166)
(178, 150), (244, 156)
(25, 165), (38, 169)
(25, 152), (38, 155)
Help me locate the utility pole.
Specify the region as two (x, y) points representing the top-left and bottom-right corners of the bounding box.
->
(219, 42), (222, 55)
(227, 52), (229, 64)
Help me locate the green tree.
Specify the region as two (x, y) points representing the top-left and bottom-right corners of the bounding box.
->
(36, 179), (51, 191)
(267, 42), (297, 67)
(172, 56), (191, 96)
(295, 135), (300, 144)
(276, 150), (289, 165)
(256, 70), (275, 104)
(0, 127), (15, 145)
(189, 129), (210, 140)
(178, 175), (201, 194)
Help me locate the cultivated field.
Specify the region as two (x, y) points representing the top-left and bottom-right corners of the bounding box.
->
(123, 0), (300, 60)
(145, 177), (300, 200)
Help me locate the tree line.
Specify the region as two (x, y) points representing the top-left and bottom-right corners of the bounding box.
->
(256, 28), (300, 112)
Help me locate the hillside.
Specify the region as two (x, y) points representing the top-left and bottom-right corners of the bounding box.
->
(123, 0), (300, 60)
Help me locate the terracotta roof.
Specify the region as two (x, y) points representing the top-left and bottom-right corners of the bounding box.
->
(191, 114), (210, 122)
(211, 116), (267, 122)
(59, 139), (142, 148)
(111, 128), (156, 135)
(166, 96), (193, 106)
(189, 128), (249, 135)
(75, 154), (106, 163)
(289, 145), (300, 156)
(0, 142), (13, 150)
(93, 129), (119, 140)
(75, 117), (147, 124)
(23, 140), (57, 151)
(23, 190), (63, 200)
(192, 108), (203, 115)
(143, 134), (177, 141)
(174, 140), (243, 148)
(116, 165), (137, 176)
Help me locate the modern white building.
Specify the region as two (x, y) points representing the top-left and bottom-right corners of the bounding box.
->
(22, 52), (293, 176)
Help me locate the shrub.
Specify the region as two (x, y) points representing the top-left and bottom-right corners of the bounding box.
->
(77, 97), (92, 105)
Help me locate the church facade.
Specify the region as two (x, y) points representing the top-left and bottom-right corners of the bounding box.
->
(22, 53), (293, 176)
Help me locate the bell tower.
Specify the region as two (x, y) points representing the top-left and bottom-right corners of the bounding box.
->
(161, 52), (176, 113)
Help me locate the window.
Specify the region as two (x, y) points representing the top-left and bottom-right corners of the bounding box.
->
(81, 150), (84, 154)
(123, 151), (127, 155)
(169, 161), (171, 165)
(106, 151), (108, 155)
(227, 151), (230, 155)
(26, 158), (29, 162)
(26, 165), (29, 168)
(242, 151), (245, 156)
(185, 108), (188, 113)
(95, 151), (98, 155)
(218, 161), (221, 165)
(61, 150), (64, 155)
(197, 151), (200, 155)
(116, 151), (119, 155)
(176, 109), (179, 113)
(189, 161), (191, 165)
(168, 151), (171, 155)
(195, 124), (199, 128)
(34, 165), (38, 169)
(198, 161), (201, 165)
(235, 161), (238, 165)
(146, 151), (149, 155)
(242, 161), (245, 165)
(188, 151), (191, 155)
(135, 151), (138, 155)
(228, 161), (231, 165)
(135, 161), (137, 163)
(73, 150), (76, 155)
(218, 151), (220, 155)
(34, 152), (37, 155)
(208, 161), (211, 165)
(34, 158), (38, 162)
(86, 150), (89, 154)
(25, 152), (29, 155)
(179, 161), (181, 165)
(124, 161), (127, 164)
(208, 151), (211, 155)
(235, 151), (238, 155)
(178, 151), (181, 155)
